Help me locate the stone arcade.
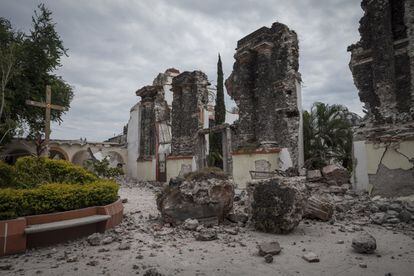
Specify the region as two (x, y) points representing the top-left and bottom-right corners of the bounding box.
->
(349, 0), (414, 197)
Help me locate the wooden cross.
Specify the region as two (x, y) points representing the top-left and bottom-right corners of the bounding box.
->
(26, 85), (67, 156)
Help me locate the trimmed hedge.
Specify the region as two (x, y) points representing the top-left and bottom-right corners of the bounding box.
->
(0, 161), (17, 188)
(0, 180), (119, 220)
(14, 157), (98, 188)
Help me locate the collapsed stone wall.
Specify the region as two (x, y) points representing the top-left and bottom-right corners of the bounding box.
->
(225, 22), (302, 167)
(170, 71), (209, 156)
(348, 0), (414, 124)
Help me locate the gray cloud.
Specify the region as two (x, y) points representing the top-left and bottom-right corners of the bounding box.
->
(1, 0), (363, 141)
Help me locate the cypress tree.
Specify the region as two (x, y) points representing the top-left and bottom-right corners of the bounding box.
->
(209, 54), (226, 168)
(214, 54), (225, 124)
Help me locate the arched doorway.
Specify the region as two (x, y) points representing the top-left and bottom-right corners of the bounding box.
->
(106, 151), (125, 168)
(49, 147), (69, 161)
(71, 150), (92, 167)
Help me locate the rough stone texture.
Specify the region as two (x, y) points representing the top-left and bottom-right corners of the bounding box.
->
(156, 176), (235, 224)
(304, 195), (334, 221)
(302, 252), (320, 263)
(171, 71), (209, 156)
(352, 232), (377, 254)
(195, 229), (218, 241)
(225, 22), (302, 168)
(246, 178), (305, 234)
(348, 0), (414, 124)
(258, 241), (281, 256)
(86, 233), (101, 246)
(306, 170), (323, 182)
(321, 164), (350, 186)
(136, 84), (170, 160)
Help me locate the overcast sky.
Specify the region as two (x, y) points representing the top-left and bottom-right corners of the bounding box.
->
(1, 0), (364, 141)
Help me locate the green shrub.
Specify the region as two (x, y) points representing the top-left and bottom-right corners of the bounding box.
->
(85, 158), (124, 178)
(0, 180), (119, 220)
(0, 161), (17, 188)
(14, 157), (98, 188)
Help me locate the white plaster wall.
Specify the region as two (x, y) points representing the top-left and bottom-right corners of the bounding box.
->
(166, 158), (193, 181)
(137, 159), (156, 181)
(127, 103), (141, 179)
(352, 140), (414, 192)
(296, 79), (304, 168)
(352, 140), (370, 191)
(232, 152), (279, 189)
(278, 148), (293, 171)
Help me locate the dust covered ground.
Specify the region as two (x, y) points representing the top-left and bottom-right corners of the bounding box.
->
(1, 180), (414, 276)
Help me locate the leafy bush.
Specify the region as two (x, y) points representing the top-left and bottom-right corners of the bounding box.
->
(14, 157), (98, 188)
(0, 161), (17, 188)
(0, 180), (119, 220)
(85, 158), (124, 178)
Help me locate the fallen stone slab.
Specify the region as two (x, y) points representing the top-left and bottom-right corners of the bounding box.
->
(183, 218), (199, 231)
(258, 241), (281, 256)
(247, 178), (305, 234)
(302, 252), (319, 263)
(196, 229), (218, 241)
(306, 170), (323, 182)
(322, 164), (349, 185)
(352, 232), (376, 254)
(304, 195), (334, 221)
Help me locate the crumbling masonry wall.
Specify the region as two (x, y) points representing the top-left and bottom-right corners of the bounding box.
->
(136, 85), (170, 160)
(225, 22), (303, 168)
(349, 0), (414, 197)
(170, 71), (209, 156)
(348, 0), (414, 124)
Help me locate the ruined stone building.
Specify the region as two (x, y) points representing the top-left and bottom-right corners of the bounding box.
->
(225, 22), (304, 187)
(127, 69), (211, 181)
(349, 0), (414, 197)
(126, 22), (304, 188)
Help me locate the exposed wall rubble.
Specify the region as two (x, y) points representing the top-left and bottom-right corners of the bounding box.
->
(349, 0), (414, 197)
(225, 22), (302, 168)
(136, 85), (169, 160)
(170, 71), (209, 156)
(348, 0), (414, 124)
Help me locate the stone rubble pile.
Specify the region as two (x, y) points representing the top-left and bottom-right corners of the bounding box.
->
(246, 177), (306, 234)
(156, 175), (235, 224)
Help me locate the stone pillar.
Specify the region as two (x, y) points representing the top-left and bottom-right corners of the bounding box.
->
(225, 22), (302, 169)
(171, 71), (209, 156)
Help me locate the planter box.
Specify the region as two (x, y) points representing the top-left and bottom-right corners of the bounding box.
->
(0, 199), (123, 256)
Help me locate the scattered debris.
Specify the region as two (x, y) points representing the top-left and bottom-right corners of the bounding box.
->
(195, 229), (218, 241)
(87, 233), (101, 246)
(302, 252), (320, 263)
(321, 164), (349, 186)
(258, 241), (282, 256)
(183, 218), (199, 231)
(118, 243), (131, 250)
(352, 232), (377, 254)
(264, 254), (273, 263)
(304, 195), (334, 221)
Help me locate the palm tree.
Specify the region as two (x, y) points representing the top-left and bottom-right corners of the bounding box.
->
(303, 102), (356, 170)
